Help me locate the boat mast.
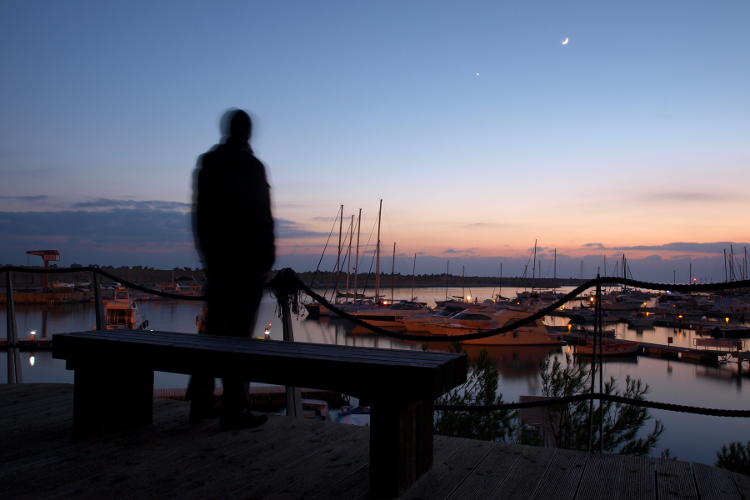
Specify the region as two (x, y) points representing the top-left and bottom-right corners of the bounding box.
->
(445, 260), (450, 301)
(354, 208), (361, 299)
(391, 242), (396, 303)
(462, 265), (465, 302)
(554, 248), (557, 281)
(375, 199), (382, 301)
(332, 204), (343, 303)
(499, 262), (503, 299)
(411, 253), (417, 301)
(532, 239), (537, 282)
(345, 214), (354, 300)
(724, 249), (728, 282)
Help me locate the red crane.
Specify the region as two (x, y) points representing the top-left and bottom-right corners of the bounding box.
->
(26, 250), (60, 289)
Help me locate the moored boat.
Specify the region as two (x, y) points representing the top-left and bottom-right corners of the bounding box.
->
(575, 340), (640, 356)
(425, 308), (563, 346)
(103, 287), (147, 330)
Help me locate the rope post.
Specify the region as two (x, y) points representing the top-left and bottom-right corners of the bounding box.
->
(92, 269), (104, 330)
(587, 275), (602, 452)
(597, 278), (604, 452)
(274, 269), (303, 419)
(5, 270), (20, 384)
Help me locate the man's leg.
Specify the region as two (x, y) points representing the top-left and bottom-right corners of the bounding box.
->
(219, 280), (266, 429)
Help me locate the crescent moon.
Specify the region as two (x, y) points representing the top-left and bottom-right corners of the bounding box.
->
(562, 37), (569, 45)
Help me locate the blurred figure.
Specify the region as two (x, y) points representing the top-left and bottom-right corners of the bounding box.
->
(187, 109), (275, 430)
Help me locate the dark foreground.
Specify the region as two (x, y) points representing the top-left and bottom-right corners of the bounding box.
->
(2, 384), (748, 499)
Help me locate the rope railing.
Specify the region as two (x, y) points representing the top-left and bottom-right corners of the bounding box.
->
(274, 269), (750, 343)
(1, 265), (204, 301)
(434, 393), (750, 418)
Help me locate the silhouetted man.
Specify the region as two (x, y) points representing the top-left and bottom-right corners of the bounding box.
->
(187, 109), (275, 430)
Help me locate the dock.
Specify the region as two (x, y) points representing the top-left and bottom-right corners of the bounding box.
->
(2, 384), (748, 498)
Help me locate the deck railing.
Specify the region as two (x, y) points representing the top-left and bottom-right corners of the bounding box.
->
(3, 265), (750, 452)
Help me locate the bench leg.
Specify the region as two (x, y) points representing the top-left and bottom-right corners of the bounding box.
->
(72, 362), (154, 440)
(369, 399), (433, 497)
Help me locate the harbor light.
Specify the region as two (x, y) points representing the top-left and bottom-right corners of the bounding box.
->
(263, 322), (272, 340)
(29, 355), (35, 367)
(466, 295), (471, 302)
(725, 317), (730, 324)
(29, 330), (37, 338)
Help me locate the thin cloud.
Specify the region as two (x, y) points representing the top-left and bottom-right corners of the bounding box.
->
(443, 248), (479, 255)
(582, 242), (605, 249)
(72, 198), (190, 211)
(640, 191), (741, 203)
(609, 241), (749, 254)
(0, 195), (50, 202)
(276, 219), (328, 239)
(463, 222), (506, 229)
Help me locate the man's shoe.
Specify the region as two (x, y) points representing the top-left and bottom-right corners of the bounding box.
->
(219, 412), (268, 431)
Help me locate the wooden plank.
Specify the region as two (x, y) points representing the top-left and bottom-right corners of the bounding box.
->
(618, 455), (657, 500)
(530, 448), (588, 500)
(488, 444), (556, 499)
(655, 459), (699, 499)
(401, 437), (494, 499)
(692, 462), (742, 499)
(446, 443), (524, 498)
(231, 422), (369, 498)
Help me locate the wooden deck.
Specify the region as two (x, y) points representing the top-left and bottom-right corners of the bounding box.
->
(2, 384), (748, 499)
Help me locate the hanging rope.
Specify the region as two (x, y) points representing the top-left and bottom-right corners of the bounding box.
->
(435, 392), (750, 418)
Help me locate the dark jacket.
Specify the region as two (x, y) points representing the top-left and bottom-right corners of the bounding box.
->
(193, 138), (275, 275)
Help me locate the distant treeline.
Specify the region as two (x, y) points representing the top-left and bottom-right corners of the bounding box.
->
(6, 265), (205, 288)
(295, 271), (585, 290)
(5, 265), (585, 290)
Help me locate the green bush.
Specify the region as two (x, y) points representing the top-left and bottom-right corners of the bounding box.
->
(434, 350), (514, 441)
(716, 441), (750, 476)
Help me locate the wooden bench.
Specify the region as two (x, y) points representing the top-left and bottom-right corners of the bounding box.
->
(52, 330), (467, 496)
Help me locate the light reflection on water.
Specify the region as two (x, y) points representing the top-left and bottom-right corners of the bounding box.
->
(1, 286), (748, 465)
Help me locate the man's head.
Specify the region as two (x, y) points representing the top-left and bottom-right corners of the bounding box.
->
(220, 108), (252, 143)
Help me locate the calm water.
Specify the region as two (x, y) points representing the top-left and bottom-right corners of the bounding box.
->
(2, 285), (748, 465)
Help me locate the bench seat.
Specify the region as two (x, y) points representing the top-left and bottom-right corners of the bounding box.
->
(53, 330), (467, 496)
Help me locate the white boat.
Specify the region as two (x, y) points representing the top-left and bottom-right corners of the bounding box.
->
(400, 304), (467, 333)
(427, 308), (563, 345)
(103, 287), (147, 330)
(350, 301), (430, 329)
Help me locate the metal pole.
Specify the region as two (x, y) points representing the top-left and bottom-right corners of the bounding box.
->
(597, 278), (604, 452)
(5, 271), (18, 348)
(354, 208), (361, 299)
(5, 270), (19, 384)
(281, 293), (303, 418)
(93, 270), (104, 330)
(588, 276), (601, 452)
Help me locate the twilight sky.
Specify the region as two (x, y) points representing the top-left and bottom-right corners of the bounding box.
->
(1, 1), (749, 281)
